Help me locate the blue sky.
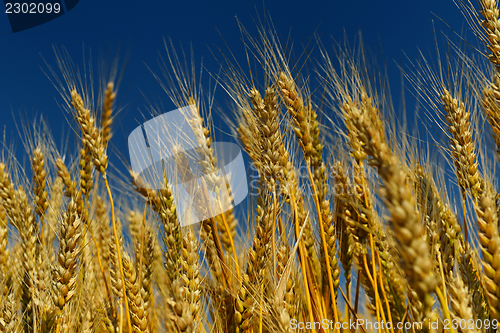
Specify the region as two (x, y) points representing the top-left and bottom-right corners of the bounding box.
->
(0, 0), (473, 179)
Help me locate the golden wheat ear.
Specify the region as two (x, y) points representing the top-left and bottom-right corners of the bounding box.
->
(476, 0), (500, 157)
(473, 181), (500, 320)
(341, 86), (439, 324)
(0, 203), (8, 281)
(122, 252), (149, 333)
(32, 147), (49, 221)
(52, 199), (82, 318)
(448, 272), (478, 329)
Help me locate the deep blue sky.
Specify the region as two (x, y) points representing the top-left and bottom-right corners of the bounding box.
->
(0, 0), (473, 179)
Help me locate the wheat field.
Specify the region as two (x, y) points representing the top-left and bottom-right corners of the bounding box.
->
(3, 1), (500, 332)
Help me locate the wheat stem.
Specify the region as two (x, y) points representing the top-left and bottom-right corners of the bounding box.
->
(289, 191), (315, 326)
(89, 225), (114, 317)
(377, 250), (394, 333)
(217, 197), (241, 285)
(306, 161), (340, 330)
(103, 174), (133, 333)
(435, 286), (456, 333)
